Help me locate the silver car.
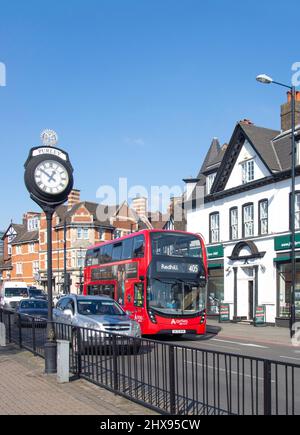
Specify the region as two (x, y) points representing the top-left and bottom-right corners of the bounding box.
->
(53, 294), (141, 351)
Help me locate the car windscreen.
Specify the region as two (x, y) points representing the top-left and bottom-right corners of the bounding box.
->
(19, 300), (48, 309)
(4, 288), (28, 297)
(77, 299), (125, 316)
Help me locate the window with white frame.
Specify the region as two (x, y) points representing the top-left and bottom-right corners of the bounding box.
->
(33, 261), (39, 272)
(206, 173), (216, 195)
(209, 212), (220, 243)
(29, 243), (35, 253)
(77, 250), (85, 268)
(77, 227), (89, 240)
(230, 207), (238, 240)
(77, 227), (82, 239)
(27, 217), (40, 231)
(259, 200), (268, 235)
(16, 245), (22, 255)
(16, 263), (23, 275)
(98, 229), (105, 240)
(241, 160), (254, 184)
(243, 203), (254, 237)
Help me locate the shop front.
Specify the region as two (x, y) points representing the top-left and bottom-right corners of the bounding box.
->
(207, 244), (224, 316)
(274, 234), (300, 327)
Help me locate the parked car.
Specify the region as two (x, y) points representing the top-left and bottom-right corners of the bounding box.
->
(27, 287), (47, 300)
(52, 292), (68, 307)
(53, 294), (141, 353)
(0, 282), (29, 311)
(14, 298), (48, 327)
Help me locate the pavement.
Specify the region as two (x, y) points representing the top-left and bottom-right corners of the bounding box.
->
(0, 344), (157, 415)
(206, 318), (293, 347)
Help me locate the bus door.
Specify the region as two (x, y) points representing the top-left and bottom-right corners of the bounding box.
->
(132, 280), (145, 325)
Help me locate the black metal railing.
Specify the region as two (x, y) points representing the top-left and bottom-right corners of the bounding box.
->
(1, 308), (299, 415)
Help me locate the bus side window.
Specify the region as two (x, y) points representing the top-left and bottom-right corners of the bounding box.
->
(134, 283), (144, 307)
(92, 248), (100, 265)
(85, 249), (93, 266)
(133, 235), (145, 258)
(112, 242), (122, 261)
(122, 238), (133, 260)
(101, 244), (113, 263)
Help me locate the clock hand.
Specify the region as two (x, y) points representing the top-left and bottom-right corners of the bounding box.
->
(39, 168), (56, 183)
(48, 171), (57, 183)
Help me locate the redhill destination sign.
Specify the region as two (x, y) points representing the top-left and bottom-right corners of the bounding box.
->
(157, 262), (200, 274)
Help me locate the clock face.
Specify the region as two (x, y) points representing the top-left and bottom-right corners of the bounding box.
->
(34, 160), (69, 195)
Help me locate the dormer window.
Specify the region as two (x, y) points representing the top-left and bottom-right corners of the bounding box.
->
(241, 159), (254, 184)
(206, 173), (216, 194)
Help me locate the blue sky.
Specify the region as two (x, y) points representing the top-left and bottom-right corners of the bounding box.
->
(0, 0), (299, 229)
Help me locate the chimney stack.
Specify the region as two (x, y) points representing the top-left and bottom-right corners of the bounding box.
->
(131, 196), (147, 217)
(281, 91), (300, 131)
(68, 189), (81, 207)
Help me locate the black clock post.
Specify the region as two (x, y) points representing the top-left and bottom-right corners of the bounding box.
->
(24, 143), (74, 373)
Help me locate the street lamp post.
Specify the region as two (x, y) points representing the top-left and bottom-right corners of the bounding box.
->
(256, 74), (296, 337)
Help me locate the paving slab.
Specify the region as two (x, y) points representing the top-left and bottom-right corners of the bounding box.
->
(0, 345), (158, 415)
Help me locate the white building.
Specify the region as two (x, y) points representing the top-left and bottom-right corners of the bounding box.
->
(185, 92), (300, 326)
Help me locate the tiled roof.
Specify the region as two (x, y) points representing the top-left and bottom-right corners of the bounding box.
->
(54, 201), (114, 228)
(0, 257), (12, 270)
(11, 230), (39, 245)
(239, 123), (281, 171)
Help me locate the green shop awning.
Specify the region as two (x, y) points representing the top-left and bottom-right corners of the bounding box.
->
(208, 263), (223, 269)
(274, 255), (300, 262)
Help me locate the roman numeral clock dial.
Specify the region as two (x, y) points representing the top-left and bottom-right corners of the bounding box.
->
(34, 160), (69, 195)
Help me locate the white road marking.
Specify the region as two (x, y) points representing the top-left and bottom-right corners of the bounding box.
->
(184, 360), (275, 382)
(212, 338), (269, 349)
(191, 341), (240, 351)
(279, 355), (300, 361)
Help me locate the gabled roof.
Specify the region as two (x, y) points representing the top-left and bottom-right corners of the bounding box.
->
(54, 201), (114, 228)
(12, 230), (39, 245)
(212, 122), (281, 193)
(2, 223), (26, 240)
(0, 257), (12, 271)
(197, 137), (221, 176)
(239, 123), (281, 172)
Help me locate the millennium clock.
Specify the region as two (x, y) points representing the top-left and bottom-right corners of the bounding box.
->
(24, 132), (74, 374)
(24, 141), (73, 208)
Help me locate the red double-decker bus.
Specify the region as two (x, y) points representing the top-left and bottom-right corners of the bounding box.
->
(83, 229), (207, 336)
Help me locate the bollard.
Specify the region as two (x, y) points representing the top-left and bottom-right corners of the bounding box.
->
(57, 339), (69, 383)
(0, 323), (6, 347)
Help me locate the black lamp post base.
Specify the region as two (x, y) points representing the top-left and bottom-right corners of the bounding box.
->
(44, 341), (57, 374)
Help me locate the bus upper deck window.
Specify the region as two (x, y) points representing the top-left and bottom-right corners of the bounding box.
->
(133, 235), (145, 258)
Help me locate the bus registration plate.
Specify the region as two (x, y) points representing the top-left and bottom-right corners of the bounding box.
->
(172, 330), (186, 334)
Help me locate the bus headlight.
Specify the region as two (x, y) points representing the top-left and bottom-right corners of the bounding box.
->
(148, 310), (157, 324)
(200, 309), (206, 324)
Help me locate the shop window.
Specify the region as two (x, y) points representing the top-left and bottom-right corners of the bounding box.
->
(207, 268), (224, 315)
(278, 262), (300, 318)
